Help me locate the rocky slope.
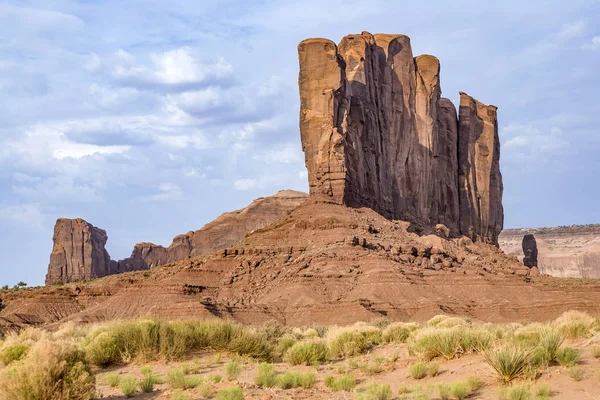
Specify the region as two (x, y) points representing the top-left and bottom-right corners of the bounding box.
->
(4, 200), (600, 333)
(45, 190), (308, 284)
(500, 225), (600, 278)
(298, 32), (502, 244)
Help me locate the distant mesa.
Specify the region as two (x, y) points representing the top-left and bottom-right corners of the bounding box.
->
(298, 32), (502, 245)
(46, 190), (308, 284)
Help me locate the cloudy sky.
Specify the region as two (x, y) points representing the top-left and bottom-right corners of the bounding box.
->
(1, 1), (599, 287)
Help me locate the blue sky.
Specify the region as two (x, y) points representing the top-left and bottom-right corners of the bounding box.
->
(1, 0), (599, 287)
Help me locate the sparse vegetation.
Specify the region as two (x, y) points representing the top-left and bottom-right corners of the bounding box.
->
(498, 383), (532, 400)
(0, 339), (96, 400)
(283, 341), (329, 365)
(355, 382), (393, 400)
(0, 343), (29, 365)
(255, 362), (277, 387)
(225, 359), (242, 381)
(410, 362), (428, 379)
(324, 374), (356, 391)
(556, 346), (579, 367)
(105, 373), (121, 387)
(216, 386), (244, 400)
(568, 367), (584, 381)
(484, 344), (531, 383)
(119, 376), (137, 397)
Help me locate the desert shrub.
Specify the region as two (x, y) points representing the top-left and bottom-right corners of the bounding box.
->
(0, 343), (29, 365)
(410, 328), (459, 360)
(298, 372), (316, 388)
(84, 318), (274, 367)
(512, 324), (545, 348)
(198, 382), (213, 398)
(324, 374), (356, 391)
(167, 368), (202, 389)
(283, 341), (329, 365)
(437, 317), (469, 329)
(139, 372), (155, 393)
(499, 383), (532, 400)
(211, 374), (223, 383)
(216, 386), (244, 400)
(410, 362), (427, 379)
(254, 363), (276, 388)
(426, 362), (439, 377)
(530, 328), (563, 366)
(0, 339), (96, 400)
(275, 371), (299, 389)
(275, 335), (296, 356)
(400, 384), (434, 400)
(438, 381), (473, 400)
(329, 331), (368, 357)
(398, 385), (410, 394)
(554, 311), (596, 339)
(568, 367), (584, 381)
(556, 347), (579, 367)
(484, 344), (531, 383)
(303, 328), (319, 338)
(355, 382), (393, 400)
(105, 373), (121, 387)
(119, 376), (137, 397)
(225, 360), (242, 381)
(592, 346), (600, 358)
(358, 358), (384, 375)
(535, 383), (551, 398)
(170, 390), (191, 400)
(382, 322), (413, 343)
(428, 315), (450, 326)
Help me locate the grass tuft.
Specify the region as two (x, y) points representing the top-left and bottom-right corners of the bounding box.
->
(484, 344), (531, 384)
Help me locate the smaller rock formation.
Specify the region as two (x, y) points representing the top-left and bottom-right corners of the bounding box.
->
(522, 234), (538, 267)
(45, 219), (112, 284)
(46, 190), (308, 284)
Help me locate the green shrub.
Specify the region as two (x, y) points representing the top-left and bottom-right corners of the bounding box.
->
(426, 362), (439, 377)
(119, 376), (137, 397)
(438, 378), (480, 400)
(198, 382), (213, 399)
(530, 328), (562, 366)
(324, 374), (356, 391)
(166, 368), (202, 389)
(170, 390), (191, 400)
(356, 382), (393, 400)
(410, 362), (427, 379)
(554, 311), (595, 339)
(275, 371), (299, 389)
(139, 373), (154, 393)
(411, 328), (462, 360)
(382, 323), (414, 344)
(211, 374), (223, 383)
(254, 362), (276, 388)
(216, 386), (244, 400)
(556, 347), (579, 367)
(568, 367), (584, 381)
(275, 335), (296, 356)
(283, 341), (329, 365)
(535, 383), (551, 398)
(298, 372), (316, 388)
(484, 345), (531, 383)
(225, 360), (242, 381)
(105, 373), (121, 388)
(499, 383), (532, 400)
(329, 332), (368, 357)
(0, 339), (96, 400)
(0, 343), (29, 365)
(84, 318), (274, 368)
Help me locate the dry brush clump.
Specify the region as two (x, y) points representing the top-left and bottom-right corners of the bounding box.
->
(0, 339), (96, 400)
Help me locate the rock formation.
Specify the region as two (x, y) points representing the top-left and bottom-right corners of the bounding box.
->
(45, 219), (113, 284)
(298, 32), (503, 244)
(46, 190), (308, 284)
(500, 225), (600, 278)
(522, 234), (538, 267)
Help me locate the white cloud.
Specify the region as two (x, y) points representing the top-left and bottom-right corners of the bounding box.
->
(253, 143), (303, 164)
(142, 183), (184, 201)
(582, 36), (600, 50)
(96, 47), (234, 90)
(234, 178), (258, 191)
(0, 203), (45, 230)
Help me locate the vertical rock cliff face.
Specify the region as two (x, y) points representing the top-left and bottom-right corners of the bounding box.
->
(46, 191), (308, 284)
(45, 219), (112, 284)
(298, 32), (503, 244)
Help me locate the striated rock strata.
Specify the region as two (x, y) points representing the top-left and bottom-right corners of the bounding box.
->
(46, 190), (308, 284)
(298, 32), (503, 244)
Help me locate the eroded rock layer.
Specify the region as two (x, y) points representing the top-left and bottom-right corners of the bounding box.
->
(45, 190), (308, 284)
(298, 32), (503, 243)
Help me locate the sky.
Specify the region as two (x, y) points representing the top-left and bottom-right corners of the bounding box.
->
(1, 0), (599, 287)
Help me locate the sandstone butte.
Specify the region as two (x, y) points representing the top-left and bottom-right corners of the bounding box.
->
(3, 32), (600, 333)
(298, 32), (502, 245)
(45, 190), (308, 284)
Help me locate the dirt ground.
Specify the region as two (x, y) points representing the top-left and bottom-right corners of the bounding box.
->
(95, 339), (600, 400)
